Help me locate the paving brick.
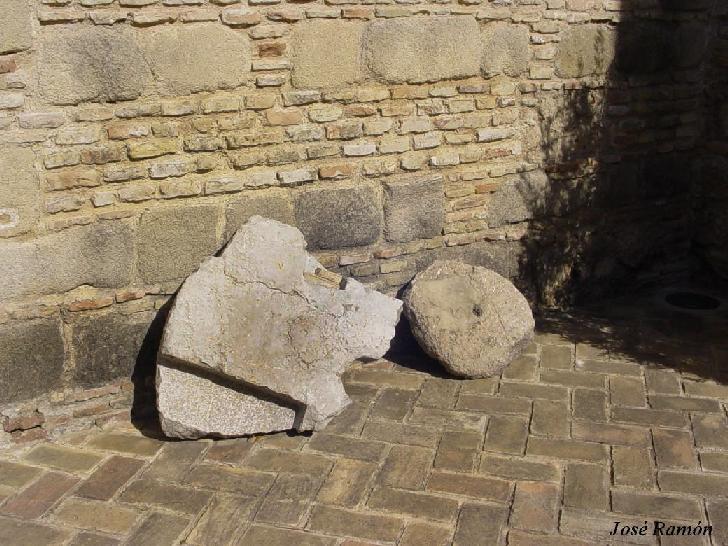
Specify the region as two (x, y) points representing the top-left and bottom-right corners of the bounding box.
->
(368, 486), (458, 521)
(485, 415), (529, 455)
(378, 445), (432, 490)
(508, 530), (591, 546)
(612, 407), (689, 428)
(361, 421), (440, 448)
(24, 444), (103, 473)
(459, 378), (498, 395)
(185, 464), (274, 496)
(571, 420), (650, 446)
(75, 455), (145, 500)
(119, 479), (211, 514)
(706, 499), (728, 546)
(204, 438), (253, 464)
(143, 441), (207, 481)
(699, 451), (728, 473)
(324, 402), (368, 435)
(683, 380), (728, 399)
(0, 471), (79, 519)
(541, 369), (606, 389)
(453, 503), (508, 545)
(255, 497), (308, 526)
(245, 448), (332, 475)
(502, 355), (538, 381)
(691, 414), (728, 449)
(427, 471), (511, 502)
(125, 511), (190, 546)
(573, 389), (606, 421)
(371, 388), (417, 420)
(499, 382), (568, 401)
(0, 516), (70, 546)
(527, 438), (608, 462)
(52, 498), (139, 534)
(243, 524), (337, 546)
(317, 459), (375, 507)
(563, 463), (608, 510)
(308, 505), (402, 542)
(310, 432), (389, 460)
(652, 429), (698, 469)
(418, 378), (459, 408)
(610, 375), (647, 407)
(457, 394), (531, 415)
(559, 509), (655, 545)
(86, 433), (162, 457)
(346, 369), (424, 390)
(408, 407), (484, 431)
(577, 358), (641, 376)
(511, 481), (559, 532)
(645, 368), (681, 394)
(400, 522), (452, 546)
(611, 490), (703, 520)
(68, 532), (120, 546)
(540, 344), (572, 369)
(479, 454), (560, 481)
(613, 445), (654, 488)
(0, 460), (41, 487)
(182, 495), (256, 546)
(531, 399), (569, 438)
(650, 395), (721, 413)
(659, 470), (728, 496)
(434, 446), (476, 472)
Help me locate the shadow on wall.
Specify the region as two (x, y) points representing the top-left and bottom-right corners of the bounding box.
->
(516, 0), (716, 309)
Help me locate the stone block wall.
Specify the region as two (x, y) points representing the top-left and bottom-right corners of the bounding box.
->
(0, 0), (718, 440)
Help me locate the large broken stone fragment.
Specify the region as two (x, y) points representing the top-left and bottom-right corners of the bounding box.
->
(157, 216), (402, 438)
(404, 260), (534, 378)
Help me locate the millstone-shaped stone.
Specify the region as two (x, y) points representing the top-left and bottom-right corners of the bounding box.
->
(403, 260), (534, 378)
(156, 216), (402, 438)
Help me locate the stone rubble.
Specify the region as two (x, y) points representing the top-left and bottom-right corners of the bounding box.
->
(156, 216), (402, 438)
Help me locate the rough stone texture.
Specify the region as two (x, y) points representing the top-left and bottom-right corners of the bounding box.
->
(0, 319), (65, 403)
(224, 190), (295, 243)
(486, 171), (549, 227)
(0, 146), (39, 238)
(291, 21), (365, 88)
(555, 25), (615, 78)
(156, 359), (297, 438)
(365, 17), (481, 83)
(383, 174), (444, 243)
(72, 311), (156, 389)
(481, 23), (530, 78)
(137, 23), (249, 96)
(137, 205), (220, 284)
(38, 26), (151, 105)
(0, 221), (134, 301)
(294, 185), (381, 250)
(404, 260), (534, 378)
(157, 216), (402, 438)
(0, 0), (32, 55)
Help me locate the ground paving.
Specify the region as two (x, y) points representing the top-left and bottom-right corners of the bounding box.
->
(1, 297), (728, 545)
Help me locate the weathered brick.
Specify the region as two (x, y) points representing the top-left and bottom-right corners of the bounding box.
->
(0, 517), (70, 546)
(612, 490), (703, 520)
(511, 481), (559, 532)
(317, 459), (375, 507)
(52, 498), (139, 534)
(649, 395), (721, 412)
(119, 479), (211, 514)
(457, 394), (531, 415)
(659, 470), (728, 496)
(485, 415), (529, 455)
(612, 407), (688, 428)
(400, 522), (452, 546)
(245, 448), (332, 475)
(87, 433), (162, 457)
(1, 472), (79, 519)
(563, 463), (608, 510)
(540, 345), (572, 369)
(613, 446), (654, 488)
(427, 471), (510, 502)
(186, 495), (255, 545)
(378, 445), (432, 490)
(479, 454), (560, 482)
(308, 505), (402, 542)
(572, 420), (650, 446)
(527, 438), (608, 463)
(361, 421), (439, 448)
(454, 503), (508, 546)
(24, 445), (103, 473)
(531, 399), (569, 438)
(76, 456), (144, 500)
(652, 428), (698, 469)
(371, 388), (417, 420)
(0, 461), (41, 488)
(368, 486), (458, 521)
(126, 511), (190, 546)
(186, 464), (273, 497)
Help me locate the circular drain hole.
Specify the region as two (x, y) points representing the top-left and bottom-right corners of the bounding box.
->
(664, 291), (721, 311)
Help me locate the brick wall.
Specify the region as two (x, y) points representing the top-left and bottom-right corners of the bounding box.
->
(0, 0), (718, 440)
